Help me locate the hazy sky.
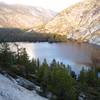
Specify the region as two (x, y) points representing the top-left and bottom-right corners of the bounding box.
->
(0, 0), (83, 12)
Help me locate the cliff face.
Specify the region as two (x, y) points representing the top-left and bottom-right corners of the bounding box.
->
(0, 3), (56, 29)
(45, 0), (100, 45)
(0, 74), (48, 100)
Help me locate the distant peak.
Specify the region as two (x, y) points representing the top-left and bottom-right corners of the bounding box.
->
(84, 0), (99, 3)
(0, 2), (6, 5)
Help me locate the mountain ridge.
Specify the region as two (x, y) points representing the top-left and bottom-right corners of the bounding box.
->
(44, 0), (100, 45)
(0, 2), (57, 29)
(0, 1), (99, 45)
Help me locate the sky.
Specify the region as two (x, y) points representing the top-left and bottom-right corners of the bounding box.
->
(0, 0), (83, 12)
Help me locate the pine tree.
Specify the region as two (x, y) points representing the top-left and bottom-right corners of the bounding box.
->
(79, 67), (86, 83)
(30, 58), (37, 74)
(0, 43), (14, 69)
(18, 48), (30, 77)
(36, 58), (40, 71)
(87, 68), (98, 86)
(37, 59), (49, 94)
(14, 43), (22, 64)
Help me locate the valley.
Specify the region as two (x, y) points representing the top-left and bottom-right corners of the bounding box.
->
(0, 0), (100, 100)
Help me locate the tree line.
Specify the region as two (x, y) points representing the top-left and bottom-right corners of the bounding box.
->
(0, 28), (67, 42)
(0, 43), (100, 100)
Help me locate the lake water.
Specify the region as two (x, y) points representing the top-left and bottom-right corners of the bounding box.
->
(10, 42), (100, 74)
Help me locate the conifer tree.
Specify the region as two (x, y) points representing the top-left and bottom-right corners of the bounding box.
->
(0, 43), (14, 68)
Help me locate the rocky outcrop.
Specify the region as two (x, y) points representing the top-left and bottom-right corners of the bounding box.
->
(45, 0), (100, 45)
(0, 73), (48, 100)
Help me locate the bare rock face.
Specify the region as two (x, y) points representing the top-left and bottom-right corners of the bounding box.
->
(0, 2), (56, 29)
(45, 0), (100, 45)
(0, 74), (48, 100)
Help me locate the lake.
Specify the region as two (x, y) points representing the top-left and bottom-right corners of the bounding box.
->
(10, 42), (100, 74)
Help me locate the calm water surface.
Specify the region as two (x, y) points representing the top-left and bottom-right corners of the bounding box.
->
(10, 42), (100, 74)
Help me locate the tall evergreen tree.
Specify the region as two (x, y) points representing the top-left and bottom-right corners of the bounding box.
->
(0, 43), (14, 68)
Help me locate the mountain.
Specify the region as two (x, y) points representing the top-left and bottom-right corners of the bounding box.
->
(0, 2), (56, 29)
(44, 0), (100, 45)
